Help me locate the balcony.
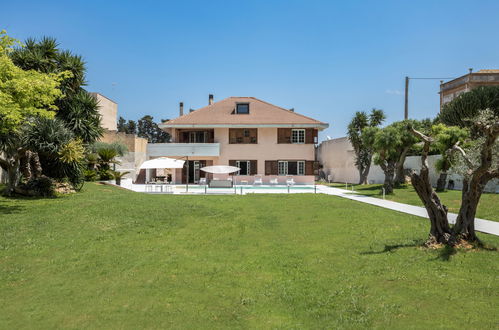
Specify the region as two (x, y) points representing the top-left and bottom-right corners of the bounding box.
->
(147, 143), (220, 157)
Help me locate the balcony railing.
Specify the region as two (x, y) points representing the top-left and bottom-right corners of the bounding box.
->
(147, 143), (220, 157)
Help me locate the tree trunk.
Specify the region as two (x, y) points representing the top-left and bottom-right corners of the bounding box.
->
(411, 171), (451, 244)
(381, 162), (396, 194)
(408, 128), (451, 245)
(5, 159), (20, 196)
(452, 178), (483, 242)
(435, 172), (448, 192)
(394, 146), (409, 185)
(358, 165), (370, 185)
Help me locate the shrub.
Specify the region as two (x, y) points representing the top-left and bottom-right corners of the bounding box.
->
(24, 176), (55, 197)
(84, 169), (99, 181)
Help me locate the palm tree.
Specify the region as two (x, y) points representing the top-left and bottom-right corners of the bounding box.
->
(10, 36), (103, 144)
(347, 109), (386, 184)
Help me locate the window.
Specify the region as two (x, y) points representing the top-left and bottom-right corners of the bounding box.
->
(291, 129), (305, 144)
(278, 160), (305, 175)
(236, 161), (250, 175)
(278, 161), (288, 175)
(236, 103), (249, 114)
(189, 131), (206, 143)
(298, 161), (305, 175)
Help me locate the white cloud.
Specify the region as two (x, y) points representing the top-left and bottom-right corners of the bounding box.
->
(385, 89), (402, 95)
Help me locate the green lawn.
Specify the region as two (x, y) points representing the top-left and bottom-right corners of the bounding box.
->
(1, 183), (498, 329)
(323, 182), (499, 222)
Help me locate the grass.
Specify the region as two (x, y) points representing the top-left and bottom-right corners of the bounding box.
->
(1, 183), (498, 329)
(323, 182), (499, 222)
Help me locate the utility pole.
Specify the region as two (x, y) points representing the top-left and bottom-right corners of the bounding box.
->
(404, 76), (409, 120)
(403, 76), (455, 120)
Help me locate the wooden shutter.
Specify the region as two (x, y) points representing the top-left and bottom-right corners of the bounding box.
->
(265, 161), (278, 175)
(305, 129), (317, 144)
(305, 161), (316, 175)
(250, 160), (258, 175)
(208, 130), (214, 143)
(228, 160), (236, 167)
(278, 128), (292, 144)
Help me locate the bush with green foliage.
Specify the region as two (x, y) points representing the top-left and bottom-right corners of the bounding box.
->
(22, 176), (55, 197)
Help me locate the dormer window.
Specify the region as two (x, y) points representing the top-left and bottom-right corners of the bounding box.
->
(236, 103), (249, 114)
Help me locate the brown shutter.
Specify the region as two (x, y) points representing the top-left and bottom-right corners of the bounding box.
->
(229, 129), (236, 144)
(228, 160), (236, 167)
(305, 129), (317, 144)
(265, 161), (278, 175)
(305, 161), (315, 175)
(278, 128), (292, 143)
(250, 160), (257, 175)
(208, 130), (214, 143)
(272, 161), (278, 175)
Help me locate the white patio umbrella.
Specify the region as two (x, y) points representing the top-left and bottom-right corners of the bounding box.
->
(200, 165), (240, 174)
(139, 157), (185, 186)
(139, 157), (185, 169)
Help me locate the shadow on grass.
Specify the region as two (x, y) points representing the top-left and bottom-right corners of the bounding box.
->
(360, 240), (423, 255)
(0, 201), (25, 215)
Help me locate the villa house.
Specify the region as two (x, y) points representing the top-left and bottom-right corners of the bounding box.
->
(145, 95), (328, 185)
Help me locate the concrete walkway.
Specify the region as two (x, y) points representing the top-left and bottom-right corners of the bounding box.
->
(316, 185), (499, 237)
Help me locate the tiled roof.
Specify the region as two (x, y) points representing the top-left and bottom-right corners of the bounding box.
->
(161, 97), (328, 128)
(476, 69), (499, 73)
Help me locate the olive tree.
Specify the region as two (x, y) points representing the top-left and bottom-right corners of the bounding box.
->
(410, 86), (499, 244)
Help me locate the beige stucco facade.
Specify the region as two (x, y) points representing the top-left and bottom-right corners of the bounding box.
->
(91, 93), (118, 131)
(152, 127), (316, 184)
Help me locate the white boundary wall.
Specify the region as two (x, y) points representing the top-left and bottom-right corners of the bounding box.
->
(317, 137), (498, 193)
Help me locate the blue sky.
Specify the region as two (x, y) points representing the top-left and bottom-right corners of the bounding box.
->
(2, 0), (499, 140)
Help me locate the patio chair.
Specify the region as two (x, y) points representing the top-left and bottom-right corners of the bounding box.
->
(286, 177), (296, 186)
(199, 178), (207, 185)
(253, 175), (263, 185)
(269, 177), (279, 185)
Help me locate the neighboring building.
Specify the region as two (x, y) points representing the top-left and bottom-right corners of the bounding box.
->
(148, 95), (328, 184)
(92, 92), (148, 179)
(90, 92), (118, 131)
(440, 69), (499, 107)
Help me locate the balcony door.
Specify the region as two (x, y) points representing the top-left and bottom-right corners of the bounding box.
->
(189, 131), (207, 143)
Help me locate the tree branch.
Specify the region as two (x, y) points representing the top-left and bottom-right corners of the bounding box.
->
(410, 128), (433, 144)
(450, 142), (474, 169)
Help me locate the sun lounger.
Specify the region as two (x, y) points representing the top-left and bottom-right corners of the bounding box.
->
(286, 178), (296, 186)
(253, 176), (263, 185)
(269, 178), (279, 185)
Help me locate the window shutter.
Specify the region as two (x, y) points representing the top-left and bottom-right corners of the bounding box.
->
(208, 131), (214, 143)
(305, 129), (317, 144)
(265, 161), (278, 175)
(250, 160), (258, 175)
(305, 161), (316, 175)
(278, 128), (291, 144)
(229, 160), (236, 167)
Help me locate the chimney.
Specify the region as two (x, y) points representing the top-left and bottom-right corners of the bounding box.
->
(209, 94), (214, 105)
(189, 108), (194, 113)
(469, 68), (473, 74)
(289, 108), (294, 112)
(179, 102), (184, 116)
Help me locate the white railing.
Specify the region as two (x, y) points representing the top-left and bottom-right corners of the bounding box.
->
(147, 143), (220, 157)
